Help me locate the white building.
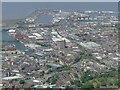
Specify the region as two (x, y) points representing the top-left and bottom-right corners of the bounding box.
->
(9, 29), (16, 33)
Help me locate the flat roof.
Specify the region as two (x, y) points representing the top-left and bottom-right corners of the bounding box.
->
(80, 42), (100, 49)
(3, 75), (23, 80)
(47, 63), (62, 68)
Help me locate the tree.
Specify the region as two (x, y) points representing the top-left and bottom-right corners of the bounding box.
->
(118, 80), (120, 87)
(19, 79), (25, 84)
(70, 80), (82, 87)
(74, 57), (81, 63)
(81, 70), (94, 83)
(74, 73), (79, 78)
(82, 81), (94, 89)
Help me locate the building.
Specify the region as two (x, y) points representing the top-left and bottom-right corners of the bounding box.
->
(52, 38), (66, 49)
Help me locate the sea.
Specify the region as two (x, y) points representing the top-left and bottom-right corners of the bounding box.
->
(2, 2), (118, 20)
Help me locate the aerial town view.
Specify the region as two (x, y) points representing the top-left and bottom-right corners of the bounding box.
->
(0, 2), (119, 89)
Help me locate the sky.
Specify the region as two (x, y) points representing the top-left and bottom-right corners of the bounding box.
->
(1, 0), (120, 2)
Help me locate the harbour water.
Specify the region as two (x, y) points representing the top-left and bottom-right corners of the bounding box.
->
(3, 31), (26, 50)
(35, 14), (53, 24)
(1, 31), (32, 55)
